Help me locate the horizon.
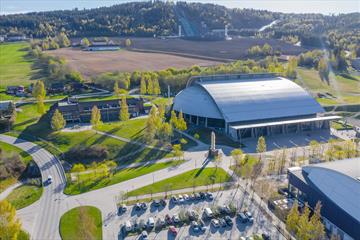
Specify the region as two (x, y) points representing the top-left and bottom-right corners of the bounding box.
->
(1, 0), (359, 15)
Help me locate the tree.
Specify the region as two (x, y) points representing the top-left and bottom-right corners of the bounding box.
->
(170, 110), (178, 127)
(309, 202), (325, 240)
(158, 122), (173, 143)
(153, 78), (161, 95)
(231, 149), (243, 167)
(32, 80), (46, 100)
(158, 103), (165, 121)
(71, 163), (86, 173)
(51, 109), (66, 131)
(285, 57), (298, 79)
(0, 200), (22, 240)
(125, 38), (132, 47)
(49, 38), (60, 49)
(113, 81), (120, 97)
(297, 203), (312, 240)
(262, 43), (273, 55)
(119, 96), (129, 121)
(140, 77), (147, 95)
(309, 140), (320, 159)
(81, 37), (90, 48)
(286, 201), (300, 235)
(147, 77), (154, 95)
(256, 136), (266, 160)
(318, 58), (329, 82)
(57, 32), (70, 47)
(176, 111), (187, 131)
(173, 144), (184, 160)
(194, 133), (200, 140)
(90, 106), (102, 127)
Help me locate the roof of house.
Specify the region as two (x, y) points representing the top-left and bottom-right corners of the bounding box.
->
(173, 74), (324, 123)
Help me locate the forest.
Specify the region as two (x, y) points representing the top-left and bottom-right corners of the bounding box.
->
(1, 1), (359, 50)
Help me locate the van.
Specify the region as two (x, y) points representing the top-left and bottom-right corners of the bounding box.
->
(204, 208), (213, 218)
(125, 221), (132, 232)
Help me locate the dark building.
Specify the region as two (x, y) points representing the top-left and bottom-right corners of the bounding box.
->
(53, 97), (144, 123)
(287, 158), (360, 240)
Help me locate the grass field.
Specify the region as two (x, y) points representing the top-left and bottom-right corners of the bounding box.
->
(127, 167), (231, 196)
(0, 43), (40, 88)
(60, 206), (102, 240)
(296, 67), (360, 105)
(6, 184), (43, 209)
(0, 141), (33, 192)
(64, 160), (184, 195)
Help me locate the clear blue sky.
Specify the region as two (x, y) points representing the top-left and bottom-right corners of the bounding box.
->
(1, 0), (359, 15)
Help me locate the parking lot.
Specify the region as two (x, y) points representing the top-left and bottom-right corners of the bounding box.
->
(117, 188), (285, 239)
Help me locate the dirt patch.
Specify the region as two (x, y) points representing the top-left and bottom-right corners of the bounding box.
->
(47, 48), (222, 78)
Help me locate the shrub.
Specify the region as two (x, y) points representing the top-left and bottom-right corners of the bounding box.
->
(66, 145), (109, 164)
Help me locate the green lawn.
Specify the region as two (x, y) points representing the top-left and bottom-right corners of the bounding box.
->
(96, 118), (146, 141)
(6, 184), (43, 209)
(64, 160), (184, 195)
(60, 206), (102, 240)
(0, 141), (33, 192)
(127, 167), (232, 196)
(296, 67), (360, 105)
(0, 43), (40, 88)
(12, 103), (51, 132)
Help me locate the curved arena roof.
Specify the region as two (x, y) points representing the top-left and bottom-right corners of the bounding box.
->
(173, 74), (324, 123)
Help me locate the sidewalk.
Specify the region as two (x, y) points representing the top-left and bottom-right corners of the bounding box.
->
(0, 182), (22, 200)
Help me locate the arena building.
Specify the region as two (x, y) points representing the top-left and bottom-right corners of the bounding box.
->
(173, 73), (340, 141)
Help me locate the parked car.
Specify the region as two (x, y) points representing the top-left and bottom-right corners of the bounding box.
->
(169, 225), (178, 235)
(160, 199), (167, 207)
(199, 192), (206, 199)
(119, 204), (126, 213)
(211, 219), (220, 228)
(132, 219), (139, 231)
(194, 193), (201, 200)
(141, 231), (148, 240)
(220, 205), (231, 215)
(237, 212), (248, 223)
(139, 219), (146, 230)
(141, 202), (148, 210)
(178, 195), (185, 203)
(125, 221), (132, 232)
(224, 216), (233, 226)
(191, 221), (200, 232)
(171, 196), (178, 204)
(135, 203), (142, 210)
(206, 192), (214, 200)
(219, 218), (227, 227)
(147, 217), (155, 228)
(183, 194), (190, 201)
(244, 211), (254, 223)
(153, 199), (161, 206)
(199, 219), (207, 231)
(190, 193), (196, 200)
(165, 214), (172, 225)
(204, 208), (213, 218)
(262, 233), (271, 240)
(188, 210), (199, 220)
(172, 214), (180, 223)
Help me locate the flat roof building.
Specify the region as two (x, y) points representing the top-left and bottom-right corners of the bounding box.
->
(288, 158), (360, 240)
(173, 73), (340, 141)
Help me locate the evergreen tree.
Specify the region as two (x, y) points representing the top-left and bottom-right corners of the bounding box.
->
(140, 77), (147, 95)
(0, 200), (22, 239)
(119, 96), (129, 121)
(51, 109), (66, 131)
(90, 106), (102, 127)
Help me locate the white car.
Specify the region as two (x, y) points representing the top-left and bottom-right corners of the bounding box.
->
(211, 219), (220, 228)
(183, 194), (190, 201)
(172, 214), (180, 223)
(47, 175), (53, 184)
(178, 195), (184, 203)
(147, 217), (155, 228)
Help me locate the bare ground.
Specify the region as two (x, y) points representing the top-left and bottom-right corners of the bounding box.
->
(48, 48), (222, 78)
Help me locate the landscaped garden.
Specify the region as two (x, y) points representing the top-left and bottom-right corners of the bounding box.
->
(64, 160), (184, 195)
(60, 206), (102, 240)
(127, 167), (232, 196)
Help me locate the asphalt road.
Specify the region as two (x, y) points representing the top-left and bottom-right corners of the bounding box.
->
(0, 134), (66, 240)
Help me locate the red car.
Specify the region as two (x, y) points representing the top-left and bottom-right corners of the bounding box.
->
(169, 225), (177, 235)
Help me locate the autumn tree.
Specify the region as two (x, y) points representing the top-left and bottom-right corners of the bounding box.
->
(153, 78), (161, 95)
(297, 203), (312, 240)
(90, 106), (102, 127)
(32, 80), (46, 114)
(173, 144), (184, 160)
(0, 200), (22, 240)
(285, 57), (298, 79)
(256, 136), (267, 160)
(170, 110), (178, 127)
(140, 77), (147, 95)
(51, 109), (66, 131)
(81, 37), (90, 48)
(119, 96), (129, 121)
(286, 201), (300, 235)
(57, 32), (71, 47)
(230, 148), (243, 167)
(113, 81), (120, 97)
(318, 58), (329, 82)
(147, 77), (154, 95)
(176, 111), (187, 131)
(309, 202), (325, 240)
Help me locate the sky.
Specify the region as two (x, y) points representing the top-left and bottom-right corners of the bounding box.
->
(0, 0), (359, 15)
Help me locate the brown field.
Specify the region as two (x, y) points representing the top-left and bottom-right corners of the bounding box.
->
(48, 48), (222, 78)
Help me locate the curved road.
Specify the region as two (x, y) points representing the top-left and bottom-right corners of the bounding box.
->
(0, 134), (66, 240)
